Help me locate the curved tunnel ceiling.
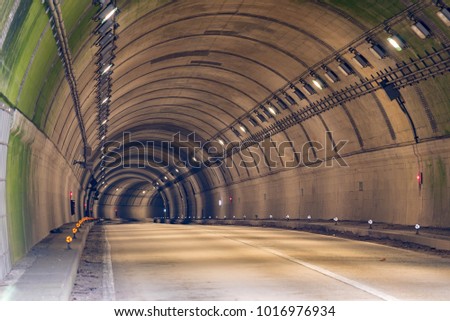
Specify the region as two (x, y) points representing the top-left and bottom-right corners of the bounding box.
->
(7, 0), (448, 210)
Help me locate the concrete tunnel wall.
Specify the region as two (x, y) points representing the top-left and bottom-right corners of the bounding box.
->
(199, 140), (450, 226)
(0, 106), (12, 280)
(98, 139), (450, 227)
(4, 111), (82, 266)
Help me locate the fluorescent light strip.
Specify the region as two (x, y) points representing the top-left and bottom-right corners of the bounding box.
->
(102, 8), (118, 23)
(102, 64), (112, 74)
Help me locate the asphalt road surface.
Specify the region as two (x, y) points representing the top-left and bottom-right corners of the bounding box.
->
(103, 223), (450, 300)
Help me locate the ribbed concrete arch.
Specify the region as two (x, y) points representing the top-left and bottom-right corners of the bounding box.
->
(46, 0), (405, 176)
(86, 133), (231, 217)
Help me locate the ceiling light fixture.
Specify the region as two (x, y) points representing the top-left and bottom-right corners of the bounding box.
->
(102, 7), (118, 23)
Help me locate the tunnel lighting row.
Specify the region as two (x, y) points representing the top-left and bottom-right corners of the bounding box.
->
(93, 1), (119, 179)
(153, 165), (186, 186)
(44, 0), (90, 160)
(220, 4), (449, 143)
(112, 5), (450, 175)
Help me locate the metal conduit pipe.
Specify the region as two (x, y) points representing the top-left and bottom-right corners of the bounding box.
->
(46, 0), (90, 163)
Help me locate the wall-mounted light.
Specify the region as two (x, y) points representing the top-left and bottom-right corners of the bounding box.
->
(417, 171), (423, 186)
(238, 123), (247, 133)
(337, 60), (354, 76)
(415, 223), (421, 234)
(352, 53), (370, 68)
(231, 127), (241, 137)
(369, 43), (388, 59)
(248, 116), (258, 127)
(368, 219), (373, 229)
(302, 83), (316, 95)
(99, 4), (119, 23)
(276, 97), (289, 110)
(291, 85), (306, 100)
(307, 215), (312, 220)
(312, 77), (326, 90)
(255, 112), (267, 123)
(284, 93), (296, 105)
(260, 105), (273, 118)
(387, 35), (406, 51)
(437, 8), (450, 26)
(217, 138), (225, 146)
(98, 42), (116, 57)
(218, 199), (222, 206)
(411, 21), (431, 39)
(95, 18), (115, 35)
(323, 68), (339, 83)
(267, 103), (280, 116)
(96, 32), (115, 47)
(101, 64), (113, 74)
(333, 217), (339, 225)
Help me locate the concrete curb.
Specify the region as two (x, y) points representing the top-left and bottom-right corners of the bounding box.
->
(188, 219), (450, 252)
(61, 222), (93, 300)
(0, 221), (94, 301)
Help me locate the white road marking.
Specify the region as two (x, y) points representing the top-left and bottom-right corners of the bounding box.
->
(234, 238), (398, 301)
(102, 227), (116, 301)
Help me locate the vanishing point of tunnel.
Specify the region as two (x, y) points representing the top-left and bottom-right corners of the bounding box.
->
(0, 0), (450, 301)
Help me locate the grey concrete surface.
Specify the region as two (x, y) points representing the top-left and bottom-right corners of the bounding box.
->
(0, 222), (92, 301)
(0, 107), (12, 280)
(106, 223), (450, 301)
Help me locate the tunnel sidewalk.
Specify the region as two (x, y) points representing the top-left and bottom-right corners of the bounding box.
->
(0, 222), (93, 301)
(195, 219), (450, 252)
(298, 220), (450, 252)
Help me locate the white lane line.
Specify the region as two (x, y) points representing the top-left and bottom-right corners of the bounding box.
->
(102, 227), (116, 301)
(234, 238), (398, 301)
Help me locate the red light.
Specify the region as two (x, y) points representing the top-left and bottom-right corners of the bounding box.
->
(70, 191), (73, 199)
(229, 196), (233, 203)
(417, 172), (423, 185)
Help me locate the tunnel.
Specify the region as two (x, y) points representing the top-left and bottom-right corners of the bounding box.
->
(0, 0), (450, 302)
